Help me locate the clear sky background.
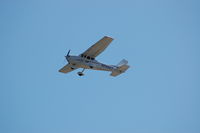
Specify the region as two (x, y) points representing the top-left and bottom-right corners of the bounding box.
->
(0, 0), (200, 133)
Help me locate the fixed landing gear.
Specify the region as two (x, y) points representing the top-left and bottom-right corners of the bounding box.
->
(77, 68), (85, 76)
(77, 72), (84, 76)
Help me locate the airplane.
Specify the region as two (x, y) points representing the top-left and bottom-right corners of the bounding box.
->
(59, 36), (130, 77)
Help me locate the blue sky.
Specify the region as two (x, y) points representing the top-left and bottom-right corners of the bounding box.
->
(0, 0), (200, 133)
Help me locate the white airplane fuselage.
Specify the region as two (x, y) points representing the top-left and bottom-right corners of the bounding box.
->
(67, 55), (117, 71)
(59, 36), (129, 76)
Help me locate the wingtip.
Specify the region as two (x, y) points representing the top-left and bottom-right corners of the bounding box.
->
(104, 36), (114, 40)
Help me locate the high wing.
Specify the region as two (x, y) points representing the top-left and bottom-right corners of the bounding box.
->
(59, 64), (76, 74)
(81, 36), (113, 58)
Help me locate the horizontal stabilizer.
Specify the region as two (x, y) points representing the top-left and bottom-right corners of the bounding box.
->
(110, 64), (130, 77)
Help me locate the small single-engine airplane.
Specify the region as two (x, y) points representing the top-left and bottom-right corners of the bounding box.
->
(59, 36), (129, 77)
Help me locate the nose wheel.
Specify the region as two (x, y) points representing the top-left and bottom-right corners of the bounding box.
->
(77, 68), (85, 76)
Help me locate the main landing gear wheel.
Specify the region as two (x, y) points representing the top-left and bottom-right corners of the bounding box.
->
(77, 72), (84, 76)
(77, 68), (85, 76)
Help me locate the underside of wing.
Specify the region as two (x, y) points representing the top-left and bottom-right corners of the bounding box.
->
(58, 64), (76, 74)
(81, 36), (113, 58)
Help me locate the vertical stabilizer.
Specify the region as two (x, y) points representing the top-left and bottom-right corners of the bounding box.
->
(117, 59), (128, 66)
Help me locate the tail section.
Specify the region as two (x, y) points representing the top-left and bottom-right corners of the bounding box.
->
(110, 59), (130, 77)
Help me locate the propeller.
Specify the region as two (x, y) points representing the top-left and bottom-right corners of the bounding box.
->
(65, 50), (71, 62)
(66, 50), (70, 57)
(67, 50), (70, 57)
